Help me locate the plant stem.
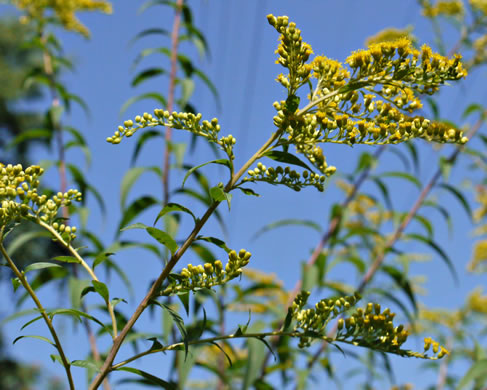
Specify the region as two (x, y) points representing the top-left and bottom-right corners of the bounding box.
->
(162, 0), (184, 206)
(39, 221), (118, 340)
(110, 330), (330, 371)
(89, 129), (282, 389)
(0, 240), (75, 390)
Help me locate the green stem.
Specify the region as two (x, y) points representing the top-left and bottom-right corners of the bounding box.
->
(38, 220), (118, 340)
(110, 330), (320, 371)
(0, 238), (75, 390)
(89, 130), (282, 389)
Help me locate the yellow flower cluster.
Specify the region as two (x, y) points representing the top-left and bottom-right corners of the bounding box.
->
(267, 14), (313, 94)
(419, 307), (464, 329)
(469, 240), (487, 272)
(423, 337), (450, 358)
(266, 15), (469, 180)
(422, 0), (464, 17)
(290, 291), (449, 359)
(13, 0), (112, 37)
(473, 34), (487, 65)
(467, 288), (487, 314)
(366, 26), (415, 46)
(470, 0), (487, 14)
(0, 163), (81, 241)
(161, 249), (252, 296)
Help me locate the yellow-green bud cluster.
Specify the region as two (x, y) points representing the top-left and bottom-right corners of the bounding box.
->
(335, 303), (449, 359)
(243, 162), (329, 192)
(292, 292), (362, 348)
(108, 110), (235, 159)
(315, 108), (468, 146)
(161, 249), (252, 296)
(0, 163), (81, 242)
(267, 14), (313, 94)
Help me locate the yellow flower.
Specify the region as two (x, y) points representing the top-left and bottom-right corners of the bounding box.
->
(12, 0), (112, 37)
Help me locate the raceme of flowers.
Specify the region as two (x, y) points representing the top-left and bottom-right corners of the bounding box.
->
(110, 15), (468, 196)
(160, 249), (252, 296)
(107, 110), (236, 161)
(0, 163), (81, 242)
(290, 291), (449, 359)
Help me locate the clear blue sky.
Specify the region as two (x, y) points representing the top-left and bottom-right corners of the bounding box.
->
(1, 1), (485, 388)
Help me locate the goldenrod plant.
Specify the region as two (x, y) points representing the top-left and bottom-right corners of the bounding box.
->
(1, 1), (487, 389)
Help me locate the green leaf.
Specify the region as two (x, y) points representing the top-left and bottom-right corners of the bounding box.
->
(380, 171), (421, 189)
(152, 300), (188, 359)
(131, 130), (163, 165)
(6, 231), (51, 257)
(405, 233), (458, 283)
(194, 69), (220, 110)
(7, 128), (52, 148)
(50, 354), (64, 365)
(153, 202), (197, 226)
(93, 252), (114, 269)
(209, 341), (233, 367)
(131, 67), (166, 87)
(53, 255), (81, 264)
(209, 186), (232, 209)
(380, 265), (417, 313)
(462, 103), (486, 120)
(24, 262), (62, 273)
(252, 218), (321, 240)
(129, 28), (169, 45)
(180, 78), (195, 106)
(120, 92), (167, 116)
(146, 227), (179, 255)
(120, 166), (161, 210)
(71, 360), (100, 372)
(236, 187), (260, 197)
(67, 163), (106, 213)
(457, 359), (487, 389)
(263, 150), (313, 171)
(13, 335), (54, 346)
(182, 159), (231, 187)
(195, 236), (231, 253)
(92, 280), (109, 301)
(49, 308), (108, 331)
(120, 222), (149, 231)
(118, 196), (159, 235)
(20, 315), (43, 330)
(437, 183), (472, 220)
(115, 367), (176, 389)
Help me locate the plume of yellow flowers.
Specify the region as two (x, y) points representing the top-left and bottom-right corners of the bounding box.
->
(12, 0), (112, 37)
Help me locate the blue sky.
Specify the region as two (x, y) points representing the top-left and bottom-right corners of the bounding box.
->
(1, 1), (486, 389)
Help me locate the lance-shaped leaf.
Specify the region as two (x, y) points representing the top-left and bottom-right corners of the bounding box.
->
(182, 159), (231, 187)
(263, 150), (314, 171)
(154, 202), (197, 226)
(146, 227), (178, 255)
